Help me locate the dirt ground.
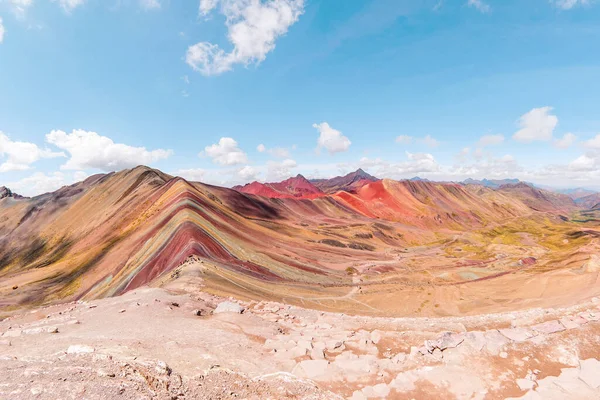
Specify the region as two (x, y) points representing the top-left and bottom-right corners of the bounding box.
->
(1, 266), (599, 399)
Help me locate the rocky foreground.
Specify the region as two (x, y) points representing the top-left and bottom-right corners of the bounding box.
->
(1, 281), (600, 399)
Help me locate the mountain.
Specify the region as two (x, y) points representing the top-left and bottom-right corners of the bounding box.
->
(495, 182), (577, 212)
(0, 186), (24, 200)
(556, 188), (598, 201)
(575, 192), (600, 209)
(462, 178), (521, 189)
(409, 176), (431, 182)
(233, 174), (324, 199)
(0, 166), (585, 314)
(310, 168), (378, 194)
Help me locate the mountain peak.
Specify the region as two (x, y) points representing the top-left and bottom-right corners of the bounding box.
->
(0, 186), (24, 200)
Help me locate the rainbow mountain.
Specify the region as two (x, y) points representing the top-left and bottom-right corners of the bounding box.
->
(0, 166), (583, 313)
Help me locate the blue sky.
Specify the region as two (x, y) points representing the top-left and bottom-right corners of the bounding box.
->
(1, 0), (600, 196)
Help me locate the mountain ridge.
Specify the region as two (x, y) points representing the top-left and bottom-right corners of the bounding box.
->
(0, 165), (583, 313)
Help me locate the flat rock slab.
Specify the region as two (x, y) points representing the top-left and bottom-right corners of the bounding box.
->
(531, 320), (565, 334)
(292, 360), (330, 380)
(484, 330), (511, 354)
(579, 312), (600, 322)
(361, 383), (390, 398)
(2, 330), (21, 338)
(579, 358), (600, 389)
(559, 316), (588, 330)
(214, 302), (245, 314)
(499, 327), (536, 342)
(516, 378), (536, 391)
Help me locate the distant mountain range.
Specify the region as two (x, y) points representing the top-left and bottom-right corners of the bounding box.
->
(310, 168), (378, 194)
(461, 178), (522, 189)
(231, 172), (597, 208)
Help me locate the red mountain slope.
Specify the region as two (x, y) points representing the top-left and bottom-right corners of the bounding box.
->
(234, 175), (324, 199)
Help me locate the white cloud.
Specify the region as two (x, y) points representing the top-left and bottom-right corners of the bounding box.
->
(53, 0), (86, 13)
(0, 132), (65, 172)
(450, 152), (523, 179)
(182, 75), (190, 84)
(554, 132), (576, 149)
(45, 129), (173, 171)
(313, 122), (351, 154)
(199, 0), (219, 15)
(256, 143), (290, 158)
(7, 0), (33, 18)
(455, 147), (470, 163)
(74, 170), (88, 182)
(553, 0), (589, 10)
(512, 106), (558, 143)
(357, 152), (440, 178)
(187, 0), (304, 76)
(405, 151), (439, 171)
(176, 168), (206, 181)
(203, 137), (248, 165)
(268, 147), (290, 158)
(238, 165), (258, 180)
(467, 0), (491, 13)
(140, 0), (161, 10)
(0, 17), (4, 43)
(395, 135), (413, 144)
(420, 134), (440, 148)
(569, 154), (596, 171)
(8, 171), (69, 197)
(266, 158), (296, 180)
(584, 134), (600, 149)
(477, 134), (504, 147)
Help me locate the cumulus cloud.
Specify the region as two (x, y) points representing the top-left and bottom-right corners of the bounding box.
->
(553, 0), (589, 10)
(140, 0), (161, 10)
(187, 0), (304, 76)
(395, 135), (413, 144)
(584, 134), (600, 149)
(513, 107), (558, 143)
(175, 168), (206, 181)
(7, 171), (70, 197)
(467, 0), (491, 13)
(256, 143), (290, 158)
(554, 132), (576, 149)
(53, 0), (86, 13)
(74, 170), (88, 182)
(45, 129), (173, 171)
(569, 154), (596, 172)
(0, 132), (65, 172)
(420, 135), (440, 148)
(477, 134), (504, 147)
(451, 152), (523, 179)
(199, 0), (219, 15)
(0, 17), (4, 43)
(405, 152), (439, 172)
(6, 0), (33, 18)
(313, 122), (351, 154)
(238, 165), (258, 180)
(203, 137), (248, 165)
(266, 158), (296, 180)
(357, 152), (440, 179)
